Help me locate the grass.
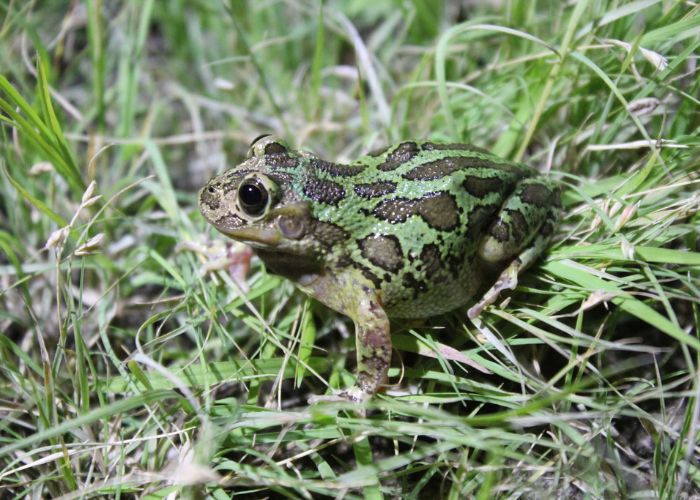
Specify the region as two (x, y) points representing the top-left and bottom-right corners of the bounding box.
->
(0, 0), (699, 497)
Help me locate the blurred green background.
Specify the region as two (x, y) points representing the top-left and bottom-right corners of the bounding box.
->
(1, 1), (699, 498)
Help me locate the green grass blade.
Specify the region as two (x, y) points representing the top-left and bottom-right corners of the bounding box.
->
(544, 260), (700, 351)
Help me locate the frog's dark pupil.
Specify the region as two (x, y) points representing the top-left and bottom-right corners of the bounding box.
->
(238, 182), (268, 215)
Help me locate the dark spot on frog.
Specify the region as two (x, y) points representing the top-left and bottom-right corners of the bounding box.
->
(466, 204), (500, 238)
(354, 181), (397, 199)
(507, 209), (529, 240)
(402, 272), (428, 299)
(264, 141), (289, 156)
(371, 192), (459, 231)
(403, 156), (501, 181)
(311, 159), (364, 177)
(419, 243), (442, 275)
(462, 175), (507, 197)
(520, 183), (554, 207)
(377, 141), (419, 171)
(267, 172), (294, 186)
(310, 221), (350, 248)
(367, 300), (384, 317)
(415, 192), (459, 231)
(356, 263), (383, 289)
(358, 234), (404, 273)
(266, 152), (299, 169)
(303, 177), (346, 205)
(335, 254), (354, 268)
(370, 197), (415, 224)
(357, 350), (389, 388)
(254, 139), (295, 167)
(445, 250), (464, 277)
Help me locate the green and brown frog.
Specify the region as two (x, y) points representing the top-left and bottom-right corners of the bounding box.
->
(199, 135), (560, 403)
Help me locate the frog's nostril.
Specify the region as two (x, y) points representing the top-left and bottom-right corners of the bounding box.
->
(208, 186), (216, 194)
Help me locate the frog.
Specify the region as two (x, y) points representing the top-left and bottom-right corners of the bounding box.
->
(199, 135), (560, 403)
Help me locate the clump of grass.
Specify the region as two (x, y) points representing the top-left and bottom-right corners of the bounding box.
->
(1, 1), (699, 498)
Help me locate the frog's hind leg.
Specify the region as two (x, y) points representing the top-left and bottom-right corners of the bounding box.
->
(468, 177), (560, 319)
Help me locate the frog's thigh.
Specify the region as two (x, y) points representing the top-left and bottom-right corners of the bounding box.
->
(469, 178), (559, 318)
(478, 177), (558, 263)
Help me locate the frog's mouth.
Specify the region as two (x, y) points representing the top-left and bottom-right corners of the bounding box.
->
(212, 202), (311, 248)
(217, 226), (282, 247)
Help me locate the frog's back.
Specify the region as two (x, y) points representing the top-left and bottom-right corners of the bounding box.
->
(299, 141), (534, 318)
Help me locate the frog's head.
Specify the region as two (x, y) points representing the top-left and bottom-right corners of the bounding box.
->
(199, 135), (314, 253)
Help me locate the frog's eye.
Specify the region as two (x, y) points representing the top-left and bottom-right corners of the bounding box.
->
(238, 178), (269, 217)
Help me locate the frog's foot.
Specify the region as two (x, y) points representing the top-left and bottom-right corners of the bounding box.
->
(468, 259), (520, 319)
(305, 280), (392, 407)
(308, 385), (371, 405)
(469, 226), (556, 318)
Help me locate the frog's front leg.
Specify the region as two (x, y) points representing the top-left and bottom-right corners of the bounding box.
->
(305, 272), (391, 404)
(469, 177), (560, 318)
(348, 290), (391, 400)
